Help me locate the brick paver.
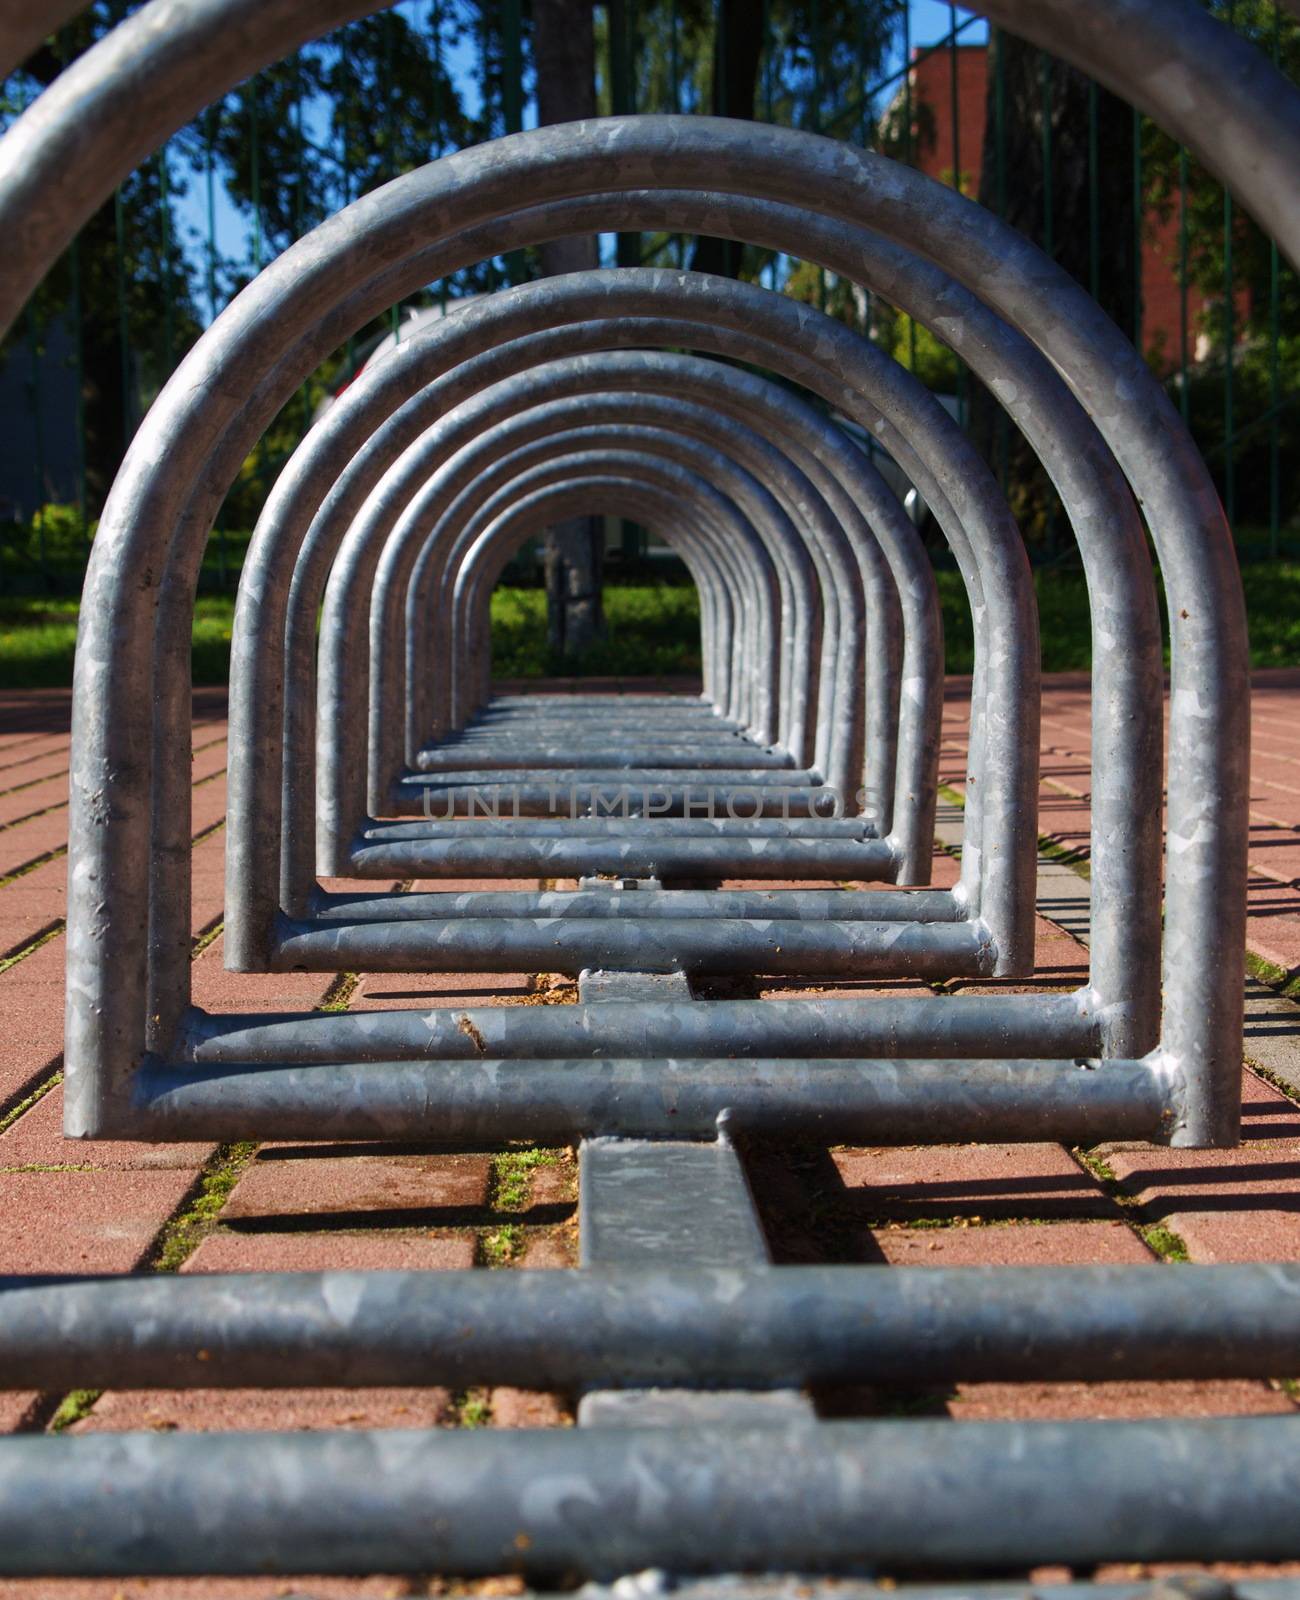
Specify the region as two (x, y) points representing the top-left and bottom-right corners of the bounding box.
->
(1, 678), (1299, 1595)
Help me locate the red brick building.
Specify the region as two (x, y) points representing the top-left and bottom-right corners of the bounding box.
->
(906, 44), (1201, 375)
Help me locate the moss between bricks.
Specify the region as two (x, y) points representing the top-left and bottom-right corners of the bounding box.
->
(450, 1388), (493, 1429)
(1246, 949), (1300, 1002)
(1244, 1057), (1300, 1114)
(48, 1387), (101, 1435)
(0, 920), (64, 977)
(149, 1142), (259, 1274)
(478, 1147), (567, 1267)
(0, 1068), (61, 1137)
(1072, 1147), (1191, 1262)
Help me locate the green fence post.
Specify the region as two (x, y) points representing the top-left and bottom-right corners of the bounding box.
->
(609, 0), (638, 267)
(70, 235), (88, 544)
(1178, 144), (1190, 427)
(1269, 0), (1282, 556)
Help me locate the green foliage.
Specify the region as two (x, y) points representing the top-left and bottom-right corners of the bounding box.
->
(0, 503), (95, 591)
(882, 310), (961, 392)
(151, 1143), (259, 1274)
(493, 1148), (562, 1212)
(480, 1223), (525, 1266)
(1140, 1223), (1191, 1264)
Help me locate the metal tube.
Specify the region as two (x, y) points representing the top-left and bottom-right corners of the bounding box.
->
(5, 1414), (1298, 1577)
(130, 1054), (1170, 1145)
(65, 120), (1235, 1139)
(316, 447), (788, 870)
(975, 0), (1300, 273)
(446, 448), (781, 740)
(225, 281), (966, 966)
(178, 989), (1100, 1067)
(3, 1262), (1300, 1393)
(269, 312), (938, 939)
(376, 368), (893, 816)
(268, 914), (991, 978)
(369, 382), (829, 784)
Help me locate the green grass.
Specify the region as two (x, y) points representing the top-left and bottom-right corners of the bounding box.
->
(490, 583), (705, 679)
(0, 595), (239, 688)
(4, 562), (1300, 688)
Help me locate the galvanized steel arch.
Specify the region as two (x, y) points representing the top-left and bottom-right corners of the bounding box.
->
(66, 117), (1239, 1145)
(3, 0), (1296, 343)
(380, 357), (922, 850)
(321, 404), (821, 852)
(228, 277), (976, 972)
(314, 378), (892, 876)
(228, 269), (1016, 952)
(432, 435), (797, 740)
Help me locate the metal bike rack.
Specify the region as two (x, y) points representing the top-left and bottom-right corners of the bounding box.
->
(220, 264), (1039, 988)
(57, 116), (1247, 1140)
(0, 0), (1293, 1582)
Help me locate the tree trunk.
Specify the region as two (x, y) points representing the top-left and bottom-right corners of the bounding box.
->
(971, 32), (1138, 548)
(532, 0), (607, 656)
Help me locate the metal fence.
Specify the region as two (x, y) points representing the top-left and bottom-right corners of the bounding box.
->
(1, 0), (1296, 593)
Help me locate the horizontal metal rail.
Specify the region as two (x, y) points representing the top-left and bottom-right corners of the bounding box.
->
(346, 832), (899, 879)
(2, 1264), (1299, 1391)
(178, 991), (1101, 1066)
(2, 1417), (1299, 1577)
(307, 887), (960, 923)
(129, 1055), (1171, 1144)
(384, 782), (845, 819)
(413, 742), (797, 772)
(358, 815), (874, 839)
(268, 914), (992, 977)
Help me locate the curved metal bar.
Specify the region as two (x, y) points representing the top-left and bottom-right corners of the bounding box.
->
(232, 276), (998, 977)
(252, 303), (945, 960)
(66, 119), (1235, 1145)
(4, 0), (1295, 345)
(368, 409), (814, 784)
(616, 191), (1160, 1058)
(439, 448), (776, 754)
(429, 424), (837, 776)
(329, 384), (873, 860)
(439, 442), (785, 741)
(0, 0), (376, 338)
(382, 359), (913, 844)
(384, 381), (825, 773)
(315, 387), (819, 825)
(401, 432), (765, 742)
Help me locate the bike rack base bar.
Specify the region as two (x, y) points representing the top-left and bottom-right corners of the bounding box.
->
(2, 1262), (1299, 1392)
(265, 915), (992, 978)
(177, 991), (1101, 1066)
(1, 1416), (1298, 1577)
(123, 1056), (1173, 1144)
(308, 886), (961, 924)
(346, 832), (898, 879)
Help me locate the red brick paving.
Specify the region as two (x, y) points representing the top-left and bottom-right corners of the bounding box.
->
(834, 1142), (1113, 1222)
(219, 1150), (491, 1224)
(0, 680), (1299, 1593)
(0, 1169), (200, 1273)
(872, 1219), (1152, 1266)
(186, 1230), (477, 1272)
